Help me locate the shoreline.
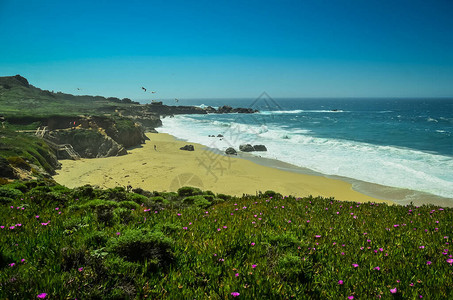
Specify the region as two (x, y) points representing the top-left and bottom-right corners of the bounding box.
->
(53, 133), (450, 207)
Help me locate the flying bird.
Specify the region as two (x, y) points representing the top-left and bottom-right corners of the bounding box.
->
(151, 91), (156, 93)
(141, 87), (147, 92)
(175, 98), (179, 102)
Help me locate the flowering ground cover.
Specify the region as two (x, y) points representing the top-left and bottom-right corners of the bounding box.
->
(0, 181), (452, 299)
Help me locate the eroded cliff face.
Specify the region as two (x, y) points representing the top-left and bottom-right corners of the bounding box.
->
(44, 116), (146, 158)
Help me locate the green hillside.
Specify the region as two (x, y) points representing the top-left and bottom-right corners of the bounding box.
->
(0, 182), (451, 299)
(0, 75), (138, 117)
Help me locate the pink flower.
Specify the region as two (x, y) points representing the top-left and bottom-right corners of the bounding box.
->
(315, 235), (321, 238)
(419, 246), (425, 249)
(426, 261), (432, 265)
(348, 296), (354, 300)
(251, 242), (255, 246)
(235, 273), (239, 277)
(37, 293), (47, 299)
(341, 252), (345, 255)
(231, 292), (240, 297)
(223, 226), (227, 229)
(35, 215), (39, 218)
(374, 266), (380, 271)
(338, 280), (344, 285)
(182, 226), (188, 230)
(252, 264), (257, 268)
(390, 288), (397, 294)
(55, 207), (59, 210)
(9, 263), (15, 267)
(447, 258), (453, 264)
(217, 228), (221, 231)
(41, 223), (48, 226)
(116, 232), (120, 235)
(78, 267), (83, 272)
(352, 264), (359, 268)
(21, 259), (25, 263)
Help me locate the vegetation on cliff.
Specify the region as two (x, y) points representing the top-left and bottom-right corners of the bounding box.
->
(0, 181), (451, 299)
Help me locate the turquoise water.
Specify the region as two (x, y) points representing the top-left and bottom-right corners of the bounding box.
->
(158, 98), (453, 199)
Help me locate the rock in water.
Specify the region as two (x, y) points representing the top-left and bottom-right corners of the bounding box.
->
(225, 147), (237, 155)
(180, 145), (194, 151)
(253, 145), (267, 151)
(239, 144), (254, 152)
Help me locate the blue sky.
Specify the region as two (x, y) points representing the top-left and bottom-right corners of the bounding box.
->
(0, 0), (452, 100)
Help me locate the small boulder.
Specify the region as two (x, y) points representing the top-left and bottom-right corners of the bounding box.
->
(225, 147), (237, 155)
(253, 145), (267, 151)
(239, 144), (254, 152)
(217, 134), (224, 137)
(180, 145), (194, 151)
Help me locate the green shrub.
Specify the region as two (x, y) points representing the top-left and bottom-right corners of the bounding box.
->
(0, 197), (13, 204)
(7, 181), (27, 192)
(107, 229), (174, 268)
(216, 193), (231, 201)
(182, 195), (212, 208)
(81, 199), (119, 209)
(96, 204), (118, 226)
(114, 207), (133, 224)
(127, 193), (148, 204)
(159, 192), (178, 201)
(177, 186), (202, 197)
(0, 186), (23, 199)
(101, 186), (127, 202)
(85, 231), (110, 249)
(263, 190), (282, 199)
(204, 190), (215, 196)
(118, 200), (140, 210)
(73, 184), (96, 199)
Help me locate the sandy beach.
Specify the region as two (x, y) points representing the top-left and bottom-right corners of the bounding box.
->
(53, 133), (392, 204)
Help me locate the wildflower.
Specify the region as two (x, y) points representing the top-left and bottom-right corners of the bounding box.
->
(341, 252), (345, 255)
(235, 273), (239, 277)
(37, 293), (47, 299)
(116, 232), (120, 235)
(426, 261), (432, 265)
(219, 258), (224, 262)
(251, 242), (255, 246)
(231, 292), (240, 297)
(374, 266), (380, 271)
(447, 258), (453, 264)
(390, 288), (397, 294)
(0, 226), (4, 229)
(9, 226), (15, 230)
(177, 213), (182, 216)
(217, 228), (221, 231)
(338, 280), (343, 285)
(9, 263), (15, 267)
(419, 246), (425, 249)
(348, 296), (354, 299)
(252, 264), (257, 268)
(315, 235), (321, 238)
(223, 226), (227, 229)
(55, 207), (59, 210)
(78, 267), (83, 272)
(352, 264), (359, 268)
(35, 215), (39, 219)
(410, 283), (414, 286)
(16, 223), (22, 227)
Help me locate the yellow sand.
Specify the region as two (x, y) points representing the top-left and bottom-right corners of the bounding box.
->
(54, 133), (392, 204)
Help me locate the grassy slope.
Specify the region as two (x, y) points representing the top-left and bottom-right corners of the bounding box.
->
(0, 183), (451, 299)
(0, 128), (58, 175)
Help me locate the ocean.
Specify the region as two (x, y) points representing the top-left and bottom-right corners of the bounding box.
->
(157, 97), (453, 202)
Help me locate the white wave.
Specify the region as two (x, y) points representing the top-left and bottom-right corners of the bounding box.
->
(259, 109), (346, 115)
(159, 115), (453, 198)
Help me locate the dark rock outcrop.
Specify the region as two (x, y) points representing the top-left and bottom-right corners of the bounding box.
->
(225, 147), (237, 155)
(0, 157), (16, 178)
(239, 144), (254, 152)
(217, 134), (224, 137)
(180, 145), (194, 151)
(253, 145), (267, 151)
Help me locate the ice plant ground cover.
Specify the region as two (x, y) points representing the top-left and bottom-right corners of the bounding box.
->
(0, 181), (452, 299)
